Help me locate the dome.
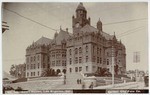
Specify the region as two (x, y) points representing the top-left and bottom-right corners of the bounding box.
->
(76, 2), (86, 11)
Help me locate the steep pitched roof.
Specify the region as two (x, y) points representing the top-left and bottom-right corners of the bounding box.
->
(80, 24), (98, 33)
(101, 32), (113, 40)
(53, 29), (71, 45)
(35, 36), (52, 45)
(76, 2), (86, 11)
(80, 24), (113, 40)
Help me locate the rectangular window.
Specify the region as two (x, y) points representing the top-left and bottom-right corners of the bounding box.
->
(100, 58), (102, 64)
(52, 61), (55, 66)
(75, 57), (78, 64)
(65, 61), (66, 66)
(75, 48), (78, 54)
(70, 58), (72, 64)
(31, 64), (32, 69)
(38, 71), (39, 76)
(56, 60), (59, 66)
(107, 52), (109, 56)
(97, 48), (99, 54)
(79, 57), (82, 63)
(79, 67), (82, 72)
(86, 66), (88, 71)
(38, 63), (40, 68)
(34, 56), (36, 61)
(86, 56), (88, 62)
(107, 59), (109, 65)
(97, 57), (99, 63)
(75, 67), (78, 72)
(38, 55), (40, 60)
(34, 64), (36, 69)
(79, 47), (82, 54)
(69, 68), (72, 73)
(93, 56), (95, 62)
(31, 57), (32, 62)
(86, 45), (88, 53)
(103, 58), (106, 64)
(69, 49), (72, 55)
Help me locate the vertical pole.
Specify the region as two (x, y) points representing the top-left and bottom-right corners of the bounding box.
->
(111, 46), (115, 86)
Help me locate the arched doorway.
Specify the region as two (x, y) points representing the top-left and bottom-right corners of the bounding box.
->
(62, 69), (66, 74)
(56, 69), (61, 75)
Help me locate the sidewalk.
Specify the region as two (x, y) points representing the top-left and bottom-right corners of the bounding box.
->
(94, 82), (142, 89)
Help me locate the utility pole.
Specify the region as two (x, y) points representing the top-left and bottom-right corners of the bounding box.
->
(111, 45), (115, 87)
(133, 51), (140, 82)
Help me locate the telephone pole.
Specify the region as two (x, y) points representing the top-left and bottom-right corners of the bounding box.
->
(111, 45), (115, 86)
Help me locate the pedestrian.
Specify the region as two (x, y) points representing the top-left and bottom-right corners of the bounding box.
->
(82, 82), (85, 89)
(3, 86), (5, 94)
(79, 79), (81, 84)
(77, 79), (79, 84)
(89, 82), (94, 89)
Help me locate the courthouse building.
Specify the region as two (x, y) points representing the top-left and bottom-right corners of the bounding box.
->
(25, 3), (126, 81)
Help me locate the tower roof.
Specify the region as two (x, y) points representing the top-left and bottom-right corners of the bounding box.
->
(76, 2), (86, 11)
(35, 36), (52, 45)
(97, 18), (102, 24)
(52, 29), (71, 45)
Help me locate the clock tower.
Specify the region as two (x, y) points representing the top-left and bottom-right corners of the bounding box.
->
(72, 3), (91, 33)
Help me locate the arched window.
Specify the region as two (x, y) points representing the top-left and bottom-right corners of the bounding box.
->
(75, 48), (78, 54)
(79, 47), (82, 54)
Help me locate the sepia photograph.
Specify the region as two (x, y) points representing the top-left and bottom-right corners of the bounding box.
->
(2, 1), (149, 94)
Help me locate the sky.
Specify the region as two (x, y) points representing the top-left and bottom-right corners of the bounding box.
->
(2, 2), (148, 73)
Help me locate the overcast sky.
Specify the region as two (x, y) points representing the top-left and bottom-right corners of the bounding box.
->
(2, 2), (148, 73)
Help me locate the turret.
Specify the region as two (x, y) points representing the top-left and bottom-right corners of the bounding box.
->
(97, 18), (102, 31)
(72, 2), (91, 33)
(76, 2), (87, 19)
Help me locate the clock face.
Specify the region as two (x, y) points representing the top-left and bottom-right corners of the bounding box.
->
(75, 23), (80, 28)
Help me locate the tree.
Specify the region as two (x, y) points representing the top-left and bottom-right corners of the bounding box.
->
(100, 68), (107, 76)
(41, 68), (57, 77)
(9, 64), (16, 77)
